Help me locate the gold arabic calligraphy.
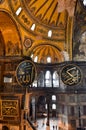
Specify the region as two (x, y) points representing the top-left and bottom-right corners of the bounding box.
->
(63, 67), (81, 85)
(16, 60), (36, 86)
(2, 100), (18, 116)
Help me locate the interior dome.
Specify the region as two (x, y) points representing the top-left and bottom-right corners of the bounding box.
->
(30, 44), (64, 63)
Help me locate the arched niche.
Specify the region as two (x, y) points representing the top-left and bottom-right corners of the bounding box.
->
(2, 126), (9, 130)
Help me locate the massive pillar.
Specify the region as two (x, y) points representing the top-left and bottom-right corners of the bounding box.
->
(46, 95), (50, 126)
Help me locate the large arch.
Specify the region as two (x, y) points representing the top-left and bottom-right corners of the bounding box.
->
(0, 10), (22, 56)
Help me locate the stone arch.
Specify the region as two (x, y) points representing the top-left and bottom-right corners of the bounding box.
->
(0, 10), (22, 56)
(2, 125), (9, 130)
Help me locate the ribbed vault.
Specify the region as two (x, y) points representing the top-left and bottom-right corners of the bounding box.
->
(30, 44), (64, 63)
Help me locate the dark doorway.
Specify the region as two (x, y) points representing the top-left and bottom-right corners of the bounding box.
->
(2, 126), (9, 130)
(52, 110), (56, 117)
(37, 96), (46, 117)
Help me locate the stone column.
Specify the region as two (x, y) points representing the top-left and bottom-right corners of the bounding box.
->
(24, 88), (32, 119)
(46, 95), (50, 126)
(32, 97), (36, 122)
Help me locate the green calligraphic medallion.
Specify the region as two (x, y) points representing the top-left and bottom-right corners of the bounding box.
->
(61, 64), (82, 86)
(16, 60), (36, 87)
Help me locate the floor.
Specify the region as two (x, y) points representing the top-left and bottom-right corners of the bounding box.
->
(33, 118), (58, 130)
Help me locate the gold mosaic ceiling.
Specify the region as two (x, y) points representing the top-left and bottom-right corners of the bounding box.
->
(22, 0), (66, 28)
(0, 0), (76, 63)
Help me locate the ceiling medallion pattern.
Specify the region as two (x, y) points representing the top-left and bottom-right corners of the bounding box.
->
(24, 37), (32, 51)
(8, 0), (66, 41)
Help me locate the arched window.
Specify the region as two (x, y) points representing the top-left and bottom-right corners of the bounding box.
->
(52, 104), (56, 110)
(48, 30), (52, 37)
(47, 56), (51, 63)
(31, 54), (33, 58)
(53, 71), (59, 87)
(45, 104), (47, 109)
(31, 23), (36, 31)
(52, 95), (56, 101)
(34, 56), (38, 62)
(45, 71), (52, 87)
(16, 7), (22, 16)
(38, 71), (44, 87)
(83, 0), (86, 6)
(32, 80), (37, 87)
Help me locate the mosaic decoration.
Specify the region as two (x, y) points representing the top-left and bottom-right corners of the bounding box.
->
(57, 0), (76, 16)
(6, 41), (21, 55)
(24, 38), (32, 51)
(1, 100), (19, 117)
(8, 0), (66, 41)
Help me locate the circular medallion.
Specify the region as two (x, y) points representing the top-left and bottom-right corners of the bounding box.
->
(61, 64), (82, 86)
(16, 60), (36, 87)
(24, 38), (32, 48)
